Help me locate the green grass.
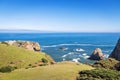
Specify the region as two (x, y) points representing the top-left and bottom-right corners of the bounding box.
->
(0, 43), (54, 68)
(0, 62), (93, 80)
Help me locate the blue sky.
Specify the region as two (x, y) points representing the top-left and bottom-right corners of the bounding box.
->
(0, 0), (120, 32)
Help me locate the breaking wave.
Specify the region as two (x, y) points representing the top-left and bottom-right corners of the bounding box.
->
(42, 43), (114, 48)
(72, 58), (80, 63)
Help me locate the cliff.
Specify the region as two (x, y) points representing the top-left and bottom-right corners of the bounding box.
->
(109, 38), (120, 60)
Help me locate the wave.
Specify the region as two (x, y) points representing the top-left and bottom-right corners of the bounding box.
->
(58, 43), (92, 46)
(62, 52), (78, 58)
(104, 54), (109, 58)
(63, 58), (66, 61)
(82, 53), (87, 56)
(83, 55), (90, 59)
(72, 58), (80, 63)
(42, 45), (58, 48)
(42, 43), (114, 48)
(62, 54), (67, 58)
(81, 53), (90, 59)
(42, 43), (92, 48)
(68, 52), (75, 55)
(75, 48), (85, 52)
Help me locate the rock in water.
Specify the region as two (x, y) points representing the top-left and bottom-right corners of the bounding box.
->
(89, 48), (104, 60)
(2, 40), (41, 52)
(109, 38), (120, 60)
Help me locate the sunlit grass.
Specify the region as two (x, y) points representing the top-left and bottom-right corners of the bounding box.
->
(0, 62), (93, 80)
(0, 44), (53, 68)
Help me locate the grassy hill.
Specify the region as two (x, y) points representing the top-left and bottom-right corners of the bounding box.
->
(0, 62), (93, 80)
(0, 43), (93, 80)
(0, 43), (54, 69)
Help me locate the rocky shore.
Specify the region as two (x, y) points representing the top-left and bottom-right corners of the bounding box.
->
(1, 40), (41, 52)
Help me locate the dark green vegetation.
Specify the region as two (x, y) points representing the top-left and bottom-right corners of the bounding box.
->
(77, 58), (120, 80)
(0, 43), (54, 70)
(77, 68), (120, 80)
(0, 66), (17, 73)
(93, 58), (120, 70)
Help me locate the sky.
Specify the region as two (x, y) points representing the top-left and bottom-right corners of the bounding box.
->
(0, 0), (120, 32)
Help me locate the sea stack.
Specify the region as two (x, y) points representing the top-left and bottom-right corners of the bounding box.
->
(89, 48), (104, 60)
(1, 40), (41, 52)
(109, 38), (120, 61)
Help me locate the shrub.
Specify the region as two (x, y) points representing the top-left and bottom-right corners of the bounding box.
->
(0, 66), (16, 73)
(93, 58), (119, 70)
(77, 68), (120, 80)
(32, 65), (37, 68)
(38, 64), (48, 66)
(28, 64), (32, 66)
(41, 58), (48, 63)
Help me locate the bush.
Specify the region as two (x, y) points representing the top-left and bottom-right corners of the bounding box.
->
(41, 58), (48, 63)
(0, 66), (16, 73)
(28, 64), (32, 66)
(38, 64), (48, 66)
(77, 68), (120, 80)
(93, 58), (119, 70)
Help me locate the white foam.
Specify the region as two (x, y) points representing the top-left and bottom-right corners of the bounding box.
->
(42, 44), (114, 48)
(72, 58), (80, 63)
(104, 54), (109, 58)
(68, 52), (74, 55)
(84, 56), (90, 59)
(76, 48), (85, 52)
(59, 43), (92, 46)
(62, 54), (67, 58)
(82, 53), (87, 56)
(42, 43), (92, 48)
(42, 45), (58, 48)
(63, 58), (66, 61)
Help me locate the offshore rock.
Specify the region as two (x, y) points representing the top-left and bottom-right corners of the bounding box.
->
(89, 48), (104, 60)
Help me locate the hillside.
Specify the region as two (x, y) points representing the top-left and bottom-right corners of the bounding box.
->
(0, 43), (54, 69)
(0, 62), (93, 80)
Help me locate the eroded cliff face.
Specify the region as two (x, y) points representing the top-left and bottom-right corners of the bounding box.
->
(89, 48), (104, 60)
(1, 40), (41, 52)
(109, 38), (120, 60)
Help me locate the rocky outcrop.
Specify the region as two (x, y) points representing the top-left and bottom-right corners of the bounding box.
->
(89, 48), (104, 60)
(109, 38), (120, 61)
(1, 40), (40, 52)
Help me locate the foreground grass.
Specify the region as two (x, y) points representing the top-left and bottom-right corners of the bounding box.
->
(0, 62), (93, 80)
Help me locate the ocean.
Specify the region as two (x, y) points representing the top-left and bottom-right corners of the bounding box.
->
(0, 33), (120, 63)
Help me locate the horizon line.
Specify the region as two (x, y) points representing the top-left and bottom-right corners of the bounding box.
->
(0, 29), (119, 33)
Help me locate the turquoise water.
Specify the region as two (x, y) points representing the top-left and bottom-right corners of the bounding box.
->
(0, 33), (120, 63)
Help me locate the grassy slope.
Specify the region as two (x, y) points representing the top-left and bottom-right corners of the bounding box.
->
(0, 44), (53, 68)
(0, 62), (93, 80)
